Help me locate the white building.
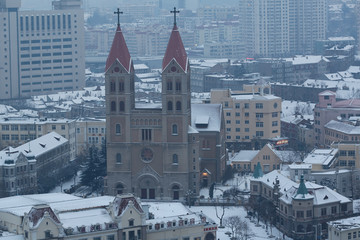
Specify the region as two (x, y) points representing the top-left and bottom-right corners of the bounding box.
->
(328, 216), (360, 240)
(0, 0), (84, 99)
(0, 193), (217, 240)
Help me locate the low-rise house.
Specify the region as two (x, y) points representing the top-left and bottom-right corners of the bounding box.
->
(303, 148), (338, 170)
(0, 193), (217, 240)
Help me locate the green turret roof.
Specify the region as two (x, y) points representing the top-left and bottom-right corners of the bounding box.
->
(253, 162), (263, 179)
(296, 175), (308, 198)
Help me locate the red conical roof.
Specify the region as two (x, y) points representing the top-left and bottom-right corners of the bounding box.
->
(162, 25), (188, 72)
(105, 25), (132, 72)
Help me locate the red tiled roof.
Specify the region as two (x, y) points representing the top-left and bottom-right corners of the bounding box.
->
(162, 25), (188, 72)
(105, 25), (132, 73)
(114, 196), (143, 216)
(29, 206), (60, 227)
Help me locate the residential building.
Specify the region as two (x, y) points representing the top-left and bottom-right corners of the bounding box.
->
(328, 216), (360, 240)
(0, 132), (69, 197)
(314, 91), (360, 146)
(105, 16), (225, 199)
(75, 118), (106, 156)
(0, 117), (76, 160)
(0, 0), (85, 99)
(303, 148), (338, 171)
(0, 193), (217, 240)
(210, 88), (281, 145)
(250, 171), (353, 240)
(324, 120), (360, 146)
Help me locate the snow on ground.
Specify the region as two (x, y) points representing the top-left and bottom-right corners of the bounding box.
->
(191, 206), (292, 240)
(281, 100), (315, 118)
(50, 171), (81, 193)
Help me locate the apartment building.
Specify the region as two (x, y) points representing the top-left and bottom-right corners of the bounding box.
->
(210, 88), (281, 144)
(0, 0), (84, 99)
(0, 132), (69, 197)
(314, 91), (360, 146)
(0, 118), (76, 160)
(75, 118), (106, 156)
(328, 216), (360, 240)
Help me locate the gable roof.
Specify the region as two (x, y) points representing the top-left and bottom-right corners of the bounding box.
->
(162, 25), (188, 72)
(105, 25), (132, 73)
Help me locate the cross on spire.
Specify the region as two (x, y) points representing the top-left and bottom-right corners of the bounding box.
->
(114, 8), (123, 26)
(170, 7), (180, 26)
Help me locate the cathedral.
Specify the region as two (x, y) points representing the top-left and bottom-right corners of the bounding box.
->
(104, 9), (226, 200)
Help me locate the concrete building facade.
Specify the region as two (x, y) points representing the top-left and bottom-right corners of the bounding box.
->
(0, 0), (84, 99)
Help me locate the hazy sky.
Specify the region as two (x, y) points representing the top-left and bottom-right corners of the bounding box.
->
(20, 0), (238, 11)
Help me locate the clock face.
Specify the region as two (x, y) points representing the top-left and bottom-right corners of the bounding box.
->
(141, 148), (153, 162)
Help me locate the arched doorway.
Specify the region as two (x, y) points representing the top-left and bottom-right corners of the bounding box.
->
(138, 175), (158, 200)
(172, 185), (180, 200)
(205, 233), (215, 240)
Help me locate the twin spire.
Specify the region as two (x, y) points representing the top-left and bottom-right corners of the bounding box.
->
(105, 7), (188, 73)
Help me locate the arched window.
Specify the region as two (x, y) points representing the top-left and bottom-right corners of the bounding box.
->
(119, 101), (125, 112)
(116, 153), (122, 164)
(115, 124), (121, 135)
(116, 183), (124, 194)
(176, 101), (181, 111)
(111, 101), (116, 112)
(172, 124), (178, 135)
(172, 154), (178, 164)
(167, 101), (173, 111)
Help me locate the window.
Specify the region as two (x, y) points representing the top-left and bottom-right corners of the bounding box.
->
(256, 131), (264, 137)
(235, 112), (240, 117)
(119, 81), (124, 92)
(272, 112), (278, 117)
(245, 120), (249, 124)
(61, 125), (65, 130)
(167, 101), (173, 111)
(142, 129), (152, 141)
(224, 101), (229, 107)
(235, 103), (240, 108)
(245, 112), (249, 117)
(245, 128), (249, 132)
(129, 219), (134, 227)
(115, 124), (121, 135)
(244, 103), (249, 109)
(176, 101), (181, 111)
(306, 210), (312, 217)
(107, 235), (115, 240)
(111, 101), (116, 111)
(226, 112), (231, 116)
(172, 154), (178, 164)
(256, 122), (263, 127)
(321, 208), (327, 216)
(348, 150), (355, 156)
(256, 113), (263, 119)
(110, 81), (115, 92)
(175, 82), (181, 91)
(119, 101), (125, 112)
(167, 81), (173, 90)
(236, 128), (240, 132)
(172, 124), (178, 135)
(116, 153), (122, 164)
(272, 121), (278, 127)
(339, 150), (347, 156)
(331, 206), (337, 214)
(296, 211), (304, 218)
(52, 125), (56, 130)
(256, 103), (263, 109)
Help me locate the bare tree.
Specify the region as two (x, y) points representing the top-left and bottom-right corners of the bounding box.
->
(240, 220), (252, 240)
(215, 197), (226, 228)
(224, 216), (242, 239)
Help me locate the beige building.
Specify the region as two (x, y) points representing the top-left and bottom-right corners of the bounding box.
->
(0, 193), (217, 240)
(0, 118), (76, 160)
(210, 89), (281, 144)
(75, 118), (106, 156)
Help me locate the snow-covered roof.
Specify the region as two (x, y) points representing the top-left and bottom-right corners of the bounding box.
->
(288, 163), (312, 170)
(284, 55), (329, 65)
(325, 120), (360, 134)
(303, 148), (338, 166)
(329, 216), (360, 231)
(229, 150), (259, 163)
(191, 104), (222, 132)
(253, 170), (296, 195)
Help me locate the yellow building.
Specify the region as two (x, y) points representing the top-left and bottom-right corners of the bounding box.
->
(210, 88), (281, 144)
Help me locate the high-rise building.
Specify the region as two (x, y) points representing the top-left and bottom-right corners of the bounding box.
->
(0, 0), (84, 100)
(239, 0), (327, 57)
